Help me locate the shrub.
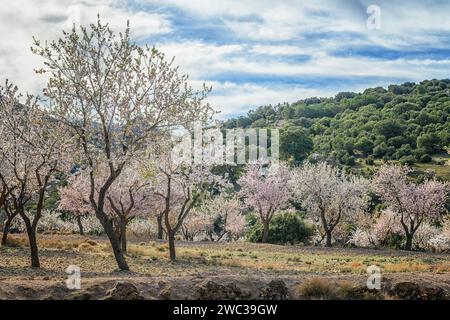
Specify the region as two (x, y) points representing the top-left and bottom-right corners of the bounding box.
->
(246, 211), (315, 245)
(419, 154), (432, 163)
(298, 278), (337, 299)
(399, 155), (415, 166)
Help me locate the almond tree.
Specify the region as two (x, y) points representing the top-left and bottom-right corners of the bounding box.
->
(147, 192), (166, 240)
(104, 166), (151, 253)
(59, 164), (151, 253)
(1, 200), (18, 246)
(294, 162), (369, 247)
(148, 147), (227, 261)
(373, 165), (449, 250)
(0, 81), (72, 267)
(0, 166), (14, 245)
(58, 172), (92, 235)
(238, 162), (292, 243)
(187, 194), (246, 241)
(32, 18), (213, 270)
(181, 207), (214, 241)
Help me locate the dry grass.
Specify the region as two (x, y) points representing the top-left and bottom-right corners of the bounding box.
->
(298, 278), (338, 299)
(0, 234), (449, 280)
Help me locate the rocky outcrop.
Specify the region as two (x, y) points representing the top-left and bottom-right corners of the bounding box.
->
(195, 280), (251, 300)
(388, 282), (447, 300)
(102, 281), (144, 300)
(259, 280), (290, 300)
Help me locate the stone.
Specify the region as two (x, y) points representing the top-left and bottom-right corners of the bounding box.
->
(64, 291), (92, 300)
(387, 282), (447, 300)
(195, 280), (250, 300)
(259, 280), (289, 300)
(103, 281), (144, 300)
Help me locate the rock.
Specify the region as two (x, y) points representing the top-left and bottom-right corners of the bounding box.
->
(158, 282), (172, 300)
(64, 291), (92, 300)
(421, 286), (447, 300)
(350, 287), (384, 300)
(195, 280), (250, 300)
(388, 282), (446, 300)
(259, 280), (289, 300)
(103, 282), (144, 300)
(389, 282), (422, 300)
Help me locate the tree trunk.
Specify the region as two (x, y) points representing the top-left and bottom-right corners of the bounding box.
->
(262, 221), (270, 243)
(168, 231), (176, 261)
(76, 216), (84, 236)
(1, 217), (12, 246)
(157, 214), (164, 240)
(26, 226), (40, 268)
(98, 213), (129, 270)
(325, 231), (332, 247)
(120, 218), (127, 254)
(404, 233), (413, 251)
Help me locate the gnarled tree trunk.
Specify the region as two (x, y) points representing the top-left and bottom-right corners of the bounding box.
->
(97, 211), (129, 270)
(168, 231), (176, 261)
(325, 231), (333, 247)
(120, 217), (127, 253)
(262, 220), (270, 243)
(76, 215), (84, 236)
(404, 233), (414, 251)
(157, 214), (164, 240)
(1, 217), (12, 246)
(26, 225), (40, 268)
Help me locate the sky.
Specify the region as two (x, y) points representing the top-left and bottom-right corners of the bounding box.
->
(1, 0), (450, 119)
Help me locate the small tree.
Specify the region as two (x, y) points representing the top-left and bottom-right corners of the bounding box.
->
(373, 165), (449, 250)
(59, 164), (150, 253)
(58, 173), (92, 235)
(238, 162), (292, 243)
(1, 200), (18, 246)
(32, 18), (213, 270)
(0, 167), (15, 245)
(294, 162), (369, 247)
(0, 81), (72, 267)
(185, 194), (246, 241)
(149, 147), (227, 261)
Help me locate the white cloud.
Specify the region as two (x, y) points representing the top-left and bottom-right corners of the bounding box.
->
(2, 0), (450, 119)
(0, 0), (171, 94)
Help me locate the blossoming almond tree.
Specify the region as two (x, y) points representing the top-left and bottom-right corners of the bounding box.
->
(148, 145), (228, 261)
(32, 18), (213, 270)
(1, 200), (18, 246)
(0, 81), (72, 267)
(238, 162), (293, 243)
(373, 165), (449, 250)
(0, 167), (14, 246)
(294, 162), (370, 247)
(59, 164), (151, 253)
(183, 194), (246, 241)
(58, 172), (92, 235)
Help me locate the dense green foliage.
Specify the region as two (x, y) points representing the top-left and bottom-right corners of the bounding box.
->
(246, 211), (315, 245)
(223, 79), (450, 166)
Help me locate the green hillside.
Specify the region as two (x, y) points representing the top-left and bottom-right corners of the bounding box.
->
(222, 79), (450, 179)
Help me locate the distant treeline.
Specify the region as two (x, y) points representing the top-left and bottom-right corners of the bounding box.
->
(223, 79), (450, 166)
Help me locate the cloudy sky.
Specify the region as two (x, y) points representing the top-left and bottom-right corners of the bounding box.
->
(1, 0), (450, 118)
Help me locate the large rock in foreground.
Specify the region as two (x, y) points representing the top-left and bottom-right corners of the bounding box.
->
(259, 280), (290, 300)
(103, 281), (144, 300)
(389, 282), (447, 300)
(195, 280), (251, 300)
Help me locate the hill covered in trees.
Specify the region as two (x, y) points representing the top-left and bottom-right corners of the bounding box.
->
(223, 79), (450, 170)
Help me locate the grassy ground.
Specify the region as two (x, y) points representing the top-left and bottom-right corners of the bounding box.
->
(0, 234), (449, 299)
(1, 234), (449, 277)
(354, 153), (450, 181)
(412, 154), (450, 181)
